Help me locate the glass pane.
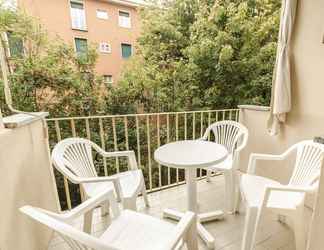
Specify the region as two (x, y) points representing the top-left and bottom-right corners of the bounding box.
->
(71, 2), (83, 9)
(7, 32), (23, 57)
(121, 44), (132, 58)
(75, 38), (88, 54)
(119, 11), (129, 17)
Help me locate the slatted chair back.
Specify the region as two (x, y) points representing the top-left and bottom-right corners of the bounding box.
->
(289, 140), (324, 186)
(203, 120), (248, 155)
(52, 138), (98, 182)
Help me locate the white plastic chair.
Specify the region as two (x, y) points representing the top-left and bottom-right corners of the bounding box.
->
(20, 189), (197, 250)
(240, 140), (324, 250)
(51, 138), (149, 213)
(201, 120), (249, 213)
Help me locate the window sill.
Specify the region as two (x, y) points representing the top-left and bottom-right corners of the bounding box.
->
(72, 28), (88, 32)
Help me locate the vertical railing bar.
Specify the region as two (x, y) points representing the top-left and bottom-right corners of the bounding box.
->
(85, 119), (91, 140)
(157, 115), (162, 187)
(135, 116), (141, 166)
(216, 111), (219, 122)
(112, 117), (119, 173)
(166, 114), (170, 185)
(184, 113), (187, 140)
(146, 116), (152, 191)
(236, 109), (239, 121)
(192, 112), (196, 139)
(222, 110), (225, 120)
(70, 119), (76, 137)
(200, 113), (204, 177)
(175, 113), (179, 184)
(99, 118), (108, 176)
(55, 120), (62, 141)
(208, 112), (211, 141)
(124, 117), (129, 150)
(55, 120), (71, 210)
(229, 110), (232, 120)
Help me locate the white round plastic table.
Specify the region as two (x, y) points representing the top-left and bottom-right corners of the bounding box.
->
(154, 140), (228, 250)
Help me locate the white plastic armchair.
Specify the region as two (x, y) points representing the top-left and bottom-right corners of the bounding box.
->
(240, 140), (324, 250)
(20, 189), (197, 250)
(200, 120), (249, 213)
(51, 138), (149, 213)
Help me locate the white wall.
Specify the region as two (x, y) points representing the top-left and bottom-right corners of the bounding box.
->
(0, 116), (59, 250)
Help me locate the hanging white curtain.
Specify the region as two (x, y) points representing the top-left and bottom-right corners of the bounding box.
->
(267, 0), (298, 135)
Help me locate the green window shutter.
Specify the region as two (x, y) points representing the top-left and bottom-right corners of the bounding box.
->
(7, 32), (24, 57)
(121, 43), (132, 58)
(75, 38), (88, 54)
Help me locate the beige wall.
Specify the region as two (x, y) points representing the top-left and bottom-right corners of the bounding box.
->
(18, 0), (141, 82)
(238, 0), (324, 181)
(238, 0), (324, 248)
(0, 118), (58, 250)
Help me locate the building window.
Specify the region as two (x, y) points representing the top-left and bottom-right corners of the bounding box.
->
(70, 0), (87, 30)
(118, 11), (131, 28)
(121, 43), (132, 58)
(104, 75), (113, 84)
(74, 38), (88, 54)
(6, 32), (24, 57)
(96, 9), (108, 20)
(99, 42), (111, 53)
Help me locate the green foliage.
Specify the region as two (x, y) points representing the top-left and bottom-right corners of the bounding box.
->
(117, 0), (280, 112)
(0, 5), (104, 117)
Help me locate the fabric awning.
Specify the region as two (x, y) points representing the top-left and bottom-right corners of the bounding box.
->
(267, 0), (298, 135)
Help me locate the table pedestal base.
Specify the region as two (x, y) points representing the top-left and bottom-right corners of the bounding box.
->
(163, 208), (224, 249)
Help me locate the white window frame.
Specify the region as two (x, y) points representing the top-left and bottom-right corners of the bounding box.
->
(99, 42), (111, 54)
(70, 0), (87, 31)
(118, 10), (131, 29)
(104, 75), (113, 84)
(96, 9), (108, 20)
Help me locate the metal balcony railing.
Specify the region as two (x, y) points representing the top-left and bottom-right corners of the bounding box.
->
(46, 109), (239, 210)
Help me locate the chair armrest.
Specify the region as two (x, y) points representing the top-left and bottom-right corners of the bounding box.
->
(36, 189), (117, 222)
(94, 146), (138, 170)
(265, 185), (316, 194)
(75, 176), (119, 184)
(247, 153), (287, 174)
(247, 144), (297, 174)
(164, 212), (195, 250)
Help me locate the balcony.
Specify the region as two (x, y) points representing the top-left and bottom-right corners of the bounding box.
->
(48, 175), (298, 250)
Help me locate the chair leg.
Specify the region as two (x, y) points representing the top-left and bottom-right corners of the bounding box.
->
(234, 172), (242, 214)
(241, 207), (259, 250)
(206, 170), (212, 182)
(83, 209), (93, 234)
(293, 207), (306, 250)
(224, 170), (235, 213)
(142, 184), (150, 207)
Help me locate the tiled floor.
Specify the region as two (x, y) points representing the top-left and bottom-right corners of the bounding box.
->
(48, 175), (307, 250)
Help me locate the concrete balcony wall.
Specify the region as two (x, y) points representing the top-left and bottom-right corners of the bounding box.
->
(239, 0), (324, 248)
(0, 114), (59, 250)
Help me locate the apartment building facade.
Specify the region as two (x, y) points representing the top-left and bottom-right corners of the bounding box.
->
(17, 0), (142, 84)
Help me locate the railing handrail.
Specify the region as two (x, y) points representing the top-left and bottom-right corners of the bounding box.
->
(46, 109), (239, 121)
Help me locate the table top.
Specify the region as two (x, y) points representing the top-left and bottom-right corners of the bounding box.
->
(154, 140), (228, 169)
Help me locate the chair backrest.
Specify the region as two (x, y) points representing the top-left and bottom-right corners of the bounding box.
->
(52, 138), (98, 182)
(20, 206), (117, 250)
(289, 140), (324, 186)
(203, 120), (248, 155)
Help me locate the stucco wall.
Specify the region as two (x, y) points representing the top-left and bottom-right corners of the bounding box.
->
(238, 0), (324, 249)
(18, 0), (141, 82)
(0, 117), (58, 250)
